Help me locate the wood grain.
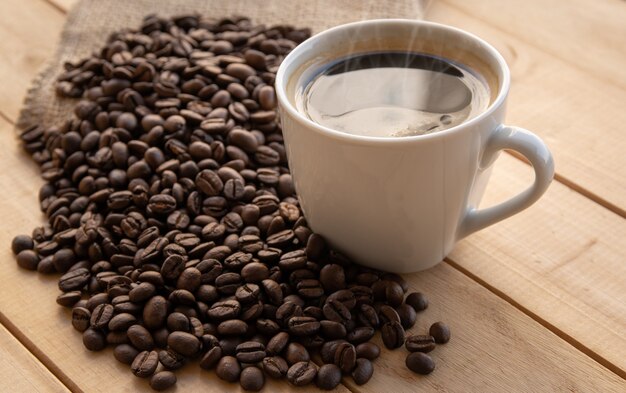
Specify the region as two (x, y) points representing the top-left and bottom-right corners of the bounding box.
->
(0, 0), (64, 121)
(429, 1), (626, 215)
(0, 323), (70, 393)
(447, 152), (626, 376)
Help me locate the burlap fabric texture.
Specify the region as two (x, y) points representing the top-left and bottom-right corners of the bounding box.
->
(17, 0), (426, 131)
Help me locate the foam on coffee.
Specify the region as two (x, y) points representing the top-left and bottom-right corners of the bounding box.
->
(296, 52), (490, 137)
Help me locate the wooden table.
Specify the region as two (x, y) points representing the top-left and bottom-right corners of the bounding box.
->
(0, 0), (624, 391)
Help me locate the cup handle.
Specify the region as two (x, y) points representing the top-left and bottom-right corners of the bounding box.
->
(457, 125), (555, 239)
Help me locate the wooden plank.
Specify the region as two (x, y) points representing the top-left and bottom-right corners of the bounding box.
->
(426, 1), (626, 373)
(342, 263), (626, 393)
(0, 323), (70, 393)
(451, 153), (626, 375)
(428, 1), (626, 215)
(0, 0), (65, 121)
(0, 116), (349, 392)
(440, 0), (626, 88)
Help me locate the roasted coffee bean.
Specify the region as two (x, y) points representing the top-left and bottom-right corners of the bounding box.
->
(71, 307), (91, 332)
(429, 321), (451, 344)
(11, 235), (34, 254)
(266, 332), (289, 356)
(160, 349), (186, 370)
(320, 340), (344, 364)
(316, 363), (342, 390)
(323, 299), (351, 324)
(150, 371), (177, 391)
(59, 267), (90, 292)
(384, 280), (404, 307)
(240, 366), (264, 391)
(143, 296), (168, 329)
(168, 331), (201, 357)
(261, 279), (283, 305)
(129, 282), (156, 303)
(326, 289), (355, 310)
(196, 169), (223, 196)
(320, 320), (347, 339)
(288, 316), (320, 336)
(108, 313), (137, 331)
(127, 324), (154, 351)
(397, 303), (417, 329)
(83, 327), (106, 351)
(114, 344), (140, 365)
(285, 342), (310, 365)
(357, 304), (379, 328)
(405, 335), (436, 353)
(217, 319), (248, 336)
(334, 341), (356, 373)
(263, 356), (288, 378)
(355, 342), (380, 360)
(16, 250), (39, 270)
(381, 321), (405, 349)
(236, 341), (266, 363)
(208, 299), (241, 321)
(131, 350), (159, 378)
(57, 291), (82, 307)
(378, 305), (401, 324)
(405, 292), (429, 312)
(216, 355), (241, 382)
(406, 352), (436, 375)
(90, 303), (114, 329)
(287, 361), (318, 386)
(161, 254), (186, 280)
(352, 358), (374, 385)
(347, 326), (375, 344)
(200, 345), (223, 370)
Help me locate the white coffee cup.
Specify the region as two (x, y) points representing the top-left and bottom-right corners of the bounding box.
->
(276, 19), (554, 273)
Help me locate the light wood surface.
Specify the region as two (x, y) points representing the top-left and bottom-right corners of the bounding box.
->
(0, 323), (70, 393)
(431, 0), (626, 215)
(0, 0), (624, 391)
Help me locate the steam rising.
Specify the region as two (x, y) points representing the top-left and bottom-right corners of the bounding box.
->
(297, 47), (490, 137)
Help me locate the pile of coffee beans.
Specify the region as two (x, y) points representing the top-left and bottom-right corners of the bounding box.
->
(13, 14), (450, 391)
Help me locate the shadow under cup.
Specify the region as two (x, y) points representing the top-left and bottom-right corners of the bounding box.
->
(276, 20), (512, 273)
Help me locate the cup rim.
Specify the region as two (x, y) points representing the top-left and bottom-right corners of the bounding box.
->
(275, 19), (511, 144)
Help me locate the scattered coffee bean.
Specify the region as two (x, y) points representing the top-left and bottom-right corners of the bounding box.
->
(405, 292), (429, 312)
(355, 342), (380, 360)
(316, 363), (342, 390)
(150, 371), (177, 391)
(216, 355), (241, 382)
(405, 335), (436, 353)
(352, 358), (374, 385)
(406, 352), (436, 375)
(240, 366), (265, 391)
(287, 361), (318, 386)
(11, 235), (34, 254)
(430, 321), (451, 344)
(381, 321), (405, 349)
(131, 350), (159, 378)
(263, 356), (288, 379)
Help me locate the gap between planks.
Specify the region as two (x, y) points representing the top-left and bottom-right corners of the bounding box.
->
(443, 257), (625, 380)
(0, 314), (82, 393)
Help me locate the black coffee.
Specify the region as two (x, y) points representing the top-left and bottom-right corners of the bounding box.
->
(298, 51), (490, 137)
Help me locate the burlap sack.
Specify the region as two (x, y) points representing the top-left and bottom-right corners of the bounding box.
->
(17, 0), (426, 131)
